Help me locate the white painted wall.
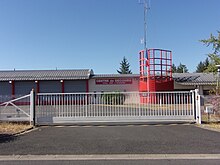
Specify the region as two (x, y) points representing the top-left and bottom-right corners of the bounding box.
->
(174, 82), (196, 90)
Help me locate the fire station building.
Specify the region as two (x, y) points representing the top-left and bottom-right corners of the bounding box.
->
(0, 69), (216, 96)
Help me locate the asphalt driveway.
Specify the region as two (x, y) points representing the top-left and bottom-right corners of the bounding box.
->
(0, 124), (220, 155)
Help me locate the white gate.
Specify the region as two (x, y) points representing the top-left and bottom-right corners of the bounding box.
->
(36, 90), (201, 125)
(0, 92), (34, 123)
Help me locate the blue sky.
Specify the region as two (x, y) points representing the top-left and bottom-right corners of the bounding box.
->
(0, 0), (219, 73)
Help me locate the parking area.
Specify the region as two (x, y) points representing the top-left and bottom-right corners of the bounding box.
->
(0, 124), (220, 155)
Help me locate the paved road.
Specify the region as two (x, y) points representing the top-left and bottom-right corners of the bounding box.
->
(0, 124), (220, 155)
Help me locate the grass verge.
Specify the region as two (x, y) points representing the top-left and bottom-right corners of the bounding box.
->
(0, 122), (33, 135)
(199, 122), (220, 132)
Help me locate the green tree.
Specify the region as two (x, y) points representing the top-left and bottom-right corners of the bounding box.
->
(172, 64), (177, 73)
(200, 31), (220, 73)
(117, 56), (132, 74)
(196, 57), (209, 73)
(172, 63), (188, 73)
(196, 61), (205, 73)
(177, 63), (188, 73)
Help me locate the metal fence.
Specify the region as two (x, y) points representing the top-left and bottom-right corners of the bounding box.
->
(36, 91), (196, 124)
(0, 94), (31, 122)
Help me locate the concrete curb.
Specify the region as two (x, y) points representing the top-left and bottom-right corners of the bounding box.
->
(1, 154), (220, 161)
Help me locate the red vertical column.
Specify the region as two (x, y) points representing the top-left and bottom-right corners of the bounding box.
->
(139, 50), (145, 77)
(35, 81), (40, 93)
(86, 80), (89, 93)
(35, 81), (39, 105)
(160, 50), (163, 77)
(153, 49), (155, 77)
(61, 80), (65, 93)
(165, 51), (168, 78)
(11, 80), (15, 97)
(170, 51), (172, 79)
(37, 81), (40, 93)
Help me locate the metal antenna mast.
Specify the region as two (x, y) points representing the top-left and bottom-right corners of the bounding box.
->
(139, 0), (150, 51)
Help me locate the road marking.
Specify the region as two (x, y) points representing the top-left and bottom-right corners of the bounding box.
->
(1, 154), (220, 161)
(182, 123), (191, 125)
(82, 125), (92, 128)
(154, 124), (163, 127)
(127, 125), (135, 127)
(141, 125), (149, 127)
(69, 126), (79, 128)
(97, 125), (106, 127)
(169, 124), (178, 126)
(41, 126), (49, 128)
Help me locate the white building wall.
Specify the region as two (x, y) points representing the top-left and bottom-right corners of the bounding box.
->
(174, 82), (195, 90)
(89, 77), (139, 92)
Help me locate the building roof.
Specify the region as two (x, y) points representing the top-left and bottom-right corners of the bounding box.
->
(0, 69), (217, 85)
(172, 73), (217, 85)
(0, 69), (93, 81)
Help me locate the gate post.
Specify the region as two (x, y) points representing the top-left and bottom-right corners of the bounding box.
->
(30, 89), (36, 126)
(195, 89), (201, 124)
(191, 90), (195, 117)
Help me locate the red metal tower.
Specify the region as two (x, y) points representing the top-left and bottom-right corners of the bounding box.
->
(139, 48), (174, 93)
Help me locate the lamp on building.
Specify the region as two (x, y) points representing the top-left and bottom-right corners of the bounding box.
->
(60, 80), (63, 83)
(35, 80), (38, 83)
(9, 81), (12, 84)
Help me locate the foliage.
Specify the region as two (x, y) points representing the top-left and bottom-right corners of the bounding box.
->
(200, 31), (220, 73)
(209, 87), (220, 95)
(196, 57), (209, 73)
(172, 64), (177, 73)
(172, 63), (188, 73)
(200, 31), (220, 54)
(204, 95), (220, 115)
(102, 92), (125, 105)
(117, 56), (132, 74)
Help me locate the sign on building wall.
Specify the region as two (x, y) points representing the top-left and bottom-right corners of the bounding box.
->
(95, 79), (132, 85)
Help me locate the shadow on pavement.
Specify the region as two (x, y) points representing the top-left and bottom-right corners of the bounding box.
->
(0, 134), (18, 143)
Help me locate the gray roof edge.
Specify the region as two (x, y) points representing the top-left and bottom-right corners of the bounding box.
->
(0, 69), (91, 81)
(0, 77), (89, 81)
(0, 69), (91, 72)
(176, 82), (216, 86)
(92, 74), (140, 78)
